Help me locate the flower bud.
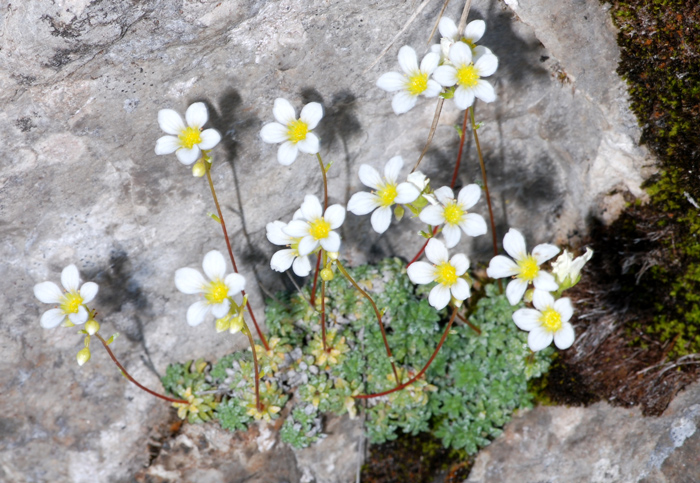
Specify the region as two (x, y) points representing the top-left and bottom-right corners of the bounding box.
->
(215, 317), (231, 333)
(229, 315), (245, 334)
(320, 268), (334, 281)
(327, 251), (339, 261)
(85, 319), (100, 336)
(76, 347), (91, 366)
(192, 159), (206, 177)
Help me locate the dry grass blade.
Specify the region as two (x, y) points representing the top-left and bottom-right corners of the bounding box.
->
(427, 0), (452, 45)
(411, 98), (444, 173)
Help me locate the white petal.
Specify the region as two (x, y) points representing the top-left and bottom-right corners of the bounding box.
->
(465, 20), (486, 43)
(449, 42), (472, 67)
(300, 102), (323, 130)
(473, 45), (492, 61)
(394, 183), (420, 204)
(297, 236), (319, 256)
(420, 52), (440, 75)
(423, 80), (443, 98)
(176, 146), (201, 165)
(292, 256), (312, 277)
(292, 209), (305, 220)
(61, 265), (80, 292)
(358, 164), (383, 190)
(297, 132), (319, 154)
(324, 204), (346, 229)
(80, 282), (98, 304)
(284, 220), (310, 238)
(442, 224), (461, 248)
(69, 305), (88, 325)
(271, 249), (295, 272)
(512, 309), (541, 331)
(398, 45), (419, 74)
(533, 271), (559, 292)
(186, 102), (208, 128)
(450, 278), (470, 301)
(487, 256), (519, 279)
(34, 282), (63, 304)
(260, 122), (289, 144)
(347, 192), (380, 215)
(224, 273), (246, 295)
(319, 231), (341, 252)
(450, 253), (470, 275)
(503, 228), (528, 261)
(457, 184), (481, 208)
(432, 65), (457, 87)
(434, 186), (454, 205)
(554, 322), (575, 350)
(383, 156), (403, 183)
(211, 299), (231, 319)
(277, 141), (299, 166)
(301, 195), (323, 221)
(370, 206), (392, 234)
(40, 309), (66, 329)
(155, 135), (180, 155)
(198, 129), (221, 150)
(377, 72), (407, 92)
(506, 278), (528, 306)
(407, 262), (436, 285)
(266, 221), (291, 246)
(391, 91), (417, 115)
(461, 213), (487, 237)
(175, 268), (207, 294)
(528, 327), (554, 352)
(475, 53), (498, 77)
(425, 238), (449, 265)
(273, 98), (296, 125)
(473, 80), (496, 103)
(554, 297), (574, 322)
(158, 109), (186, 135)
(453, 86), (475, 110)
(203, 250), (227, 281)
(187, 301), (210, 327)
(429, 284), (451, 310)
(419, 205), (445, 226)
(532, 289), (555, 311)
(533, 243), (560, 264)
(438, 17), (458, 40)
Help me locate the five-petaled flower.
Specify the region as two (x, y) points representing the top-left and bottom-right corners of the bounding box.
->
(407, 238), (471, 310)
(347, 156), (421, 234)
(283, 195), (346, 256)
(419, 185), (487, 248)
(486, 228), (559, 305)
(155, 102), (222, 165)
(432, 42), (498, 110)
(377, 46), (442, 115)
(34, 264), (99, 329)
(431, 18), (491, 61)
(266, 212), (312, 277)
(175, 250), (246, 327)
(512, 290), (575, 351)
(260, 98), (323, 166)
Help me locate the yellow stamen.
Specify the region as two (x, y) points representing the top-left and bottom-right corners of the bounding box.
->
(443, 202), (464, 225)
(377, 184), (398, 207)
(287, 119), (309, 143)
(60, 292), (83, 314)
(179, 127), (202, 149)
(435, 262), (458, 286)
(540, 308), (562, 332)
(456, 65), (479, 88)
(517, 255), (540, 282)
(407, 72), (429, 96)
(309, 218), (331, 240)
(205, 281), (229, 304)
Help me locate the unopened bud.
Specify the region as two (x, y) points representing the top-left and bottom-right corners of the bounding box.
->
(215, 317), (231, 333)
(85, 319), (100, 336)
(320, 268), (334, 281)
(229, 315), (245, 334)
(192, 159), (206, 177)
(327, 251), (339, 261)
(77, 347), (91, 366)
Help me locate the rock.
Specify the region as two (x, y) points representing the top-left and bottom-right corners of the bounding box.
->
(0, 0), (653, 480)
(466, 380), (700, 483)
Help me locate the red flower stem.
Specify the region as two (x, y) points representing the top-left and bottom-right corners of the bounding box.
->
(354, 305), (459, 400)
(407, 227), (439, 267)
(241, 321), (262, 412)
(205, 165), (270, 351)
(94, 333), (188, 404)
(335, 260), (401, 385)
(321, 251), (328, 352)
(310, 254), (322, 306)
(456, 311), (481, 335)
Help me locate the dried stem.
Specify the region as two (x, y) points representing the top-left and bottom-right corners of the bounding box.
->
(316, 153), (328, 210)
(411, 98), (444, 173)
(241, 321), (262, 412)
(321, 251), (328, 352)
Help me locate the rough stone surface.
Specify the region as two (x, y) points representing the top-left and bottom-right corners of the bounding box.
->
(1, 0), (652, 481)
(466, 380), (700, 483)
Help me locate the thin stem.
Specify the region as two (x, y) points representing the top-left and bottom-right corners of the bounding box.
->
(316, 153), (328, 210)
(470, 105), (498, 259)
(456, 311), (481, 335)
(241, 322), (262, 412)
(355, 305), (459, 400)
(336, 260), (401, 385)
(94, 333), (188, 404)
(205, 164), (270, 351)
(321, 251), (328, 352)
(310, 254), (322, 306)
(411, 98), (444, 173)
(407, 227), (439, 267)
(450, 107), (470, 189)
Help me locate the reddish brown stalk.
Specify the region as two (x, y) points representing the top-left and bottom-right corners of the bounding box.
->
(407, 227), (439, 267)
(94, 333), (188, 404)
(241, 322), (262, 412)
(309, 254), (322, 306)
(450, 107), (470, 188)
(336, 260), (401, 385)
(355, 306), (459, 400)
(321, 278), (327, 352)
(205, 165), (269, 351)
(456, 311), (481, 335)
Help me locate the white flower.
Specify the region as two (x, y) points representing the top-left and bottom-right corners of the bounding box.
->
(486, 228), (560, 305)
(377, 46), (442, 115)
(266, 211), (312, 277)
(551, 248), (594, 288)
(260, 98), (323, 166)
(347, 156), (421, 234)
(34, 264), (99, 329)
(513, 290), (575, 351)
(407, 238), (471, 310)
(432, 42), (498, 110)
(419, 185), (487, 248)
(174, 250), (246, 327)
(155, 102), (222, 165)
(431, 18), (492, 61)
(407, 171), (429, 192)
(283, 195), (346, 256)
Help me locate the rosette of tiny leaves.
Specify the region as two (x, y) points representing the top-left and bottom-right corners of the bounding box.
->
(34, 264), (99, 328)
(377, 46), (442, 114)
(307, 329), (349, 368)
(280, 406), (324, 448)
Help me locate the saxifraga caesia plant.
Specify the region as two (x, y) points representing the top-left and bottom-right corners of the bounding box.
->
(33, 5), (592, 453)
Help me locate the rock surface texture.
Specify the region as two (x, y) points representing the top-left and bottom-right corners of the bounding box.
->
(1, 0), (652, 481)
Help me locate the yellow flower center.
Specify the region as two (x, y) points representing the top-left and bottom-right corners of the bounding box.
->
(60, 292), (83, 314)
(407, 72), (429, 96)
(435, 262), (458, 286)
(309, 218), (331, 240)
(287, 119), (309, 143)
(540, 307), (562, 332)
(377, 183), (398, 207)
(443, 202), (464, 225)
(517, 255), (540, 282)
(456, 64), (480, 88)
(179, 127), (202, 149)
(205, 281), (229, 304)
